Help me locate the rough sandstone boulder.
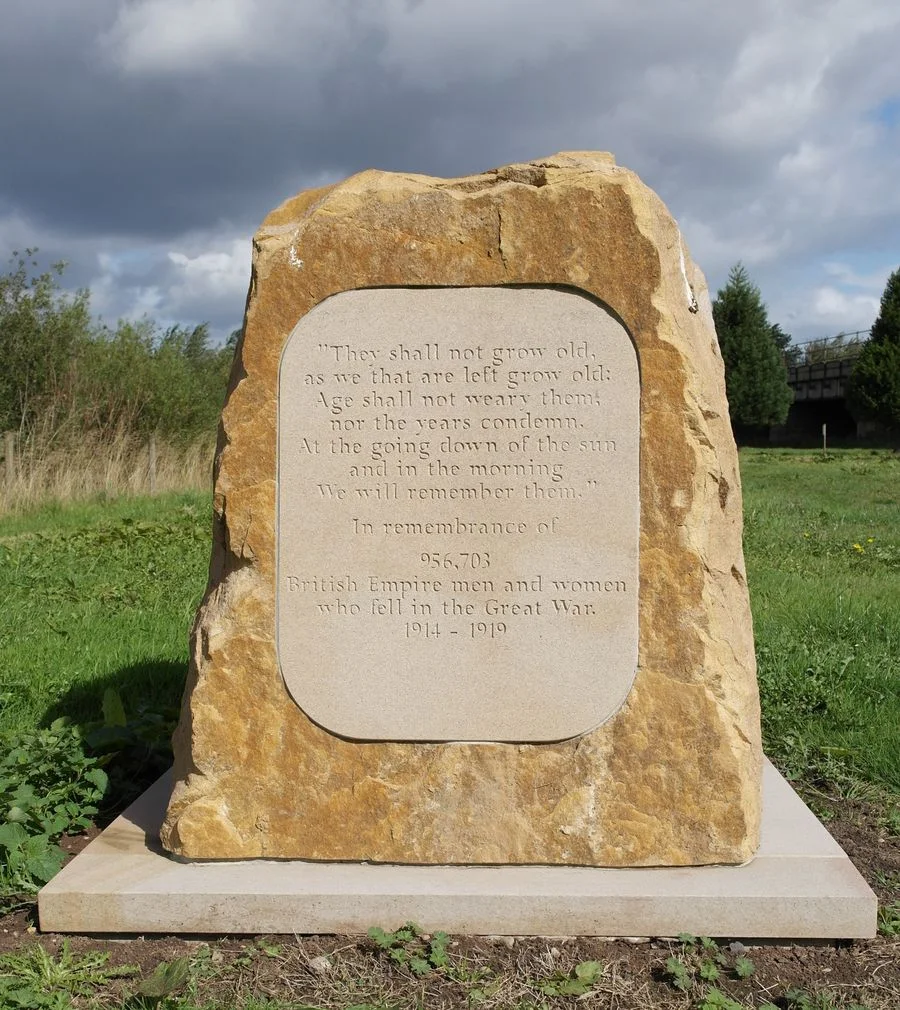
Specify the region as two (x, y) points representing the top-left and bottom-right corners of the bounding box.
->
(161, 152), (762, 865)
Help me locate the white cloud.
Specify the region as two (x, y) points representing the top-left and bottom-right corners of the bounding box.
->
(811, 286), (881, 331)
(374, 0), (645, 86)
(769, 255), (897, 342)
(86, 231), (251, 339)
(711, 1), (896, 148)
(89, 263), (161, 324)
(166, 238), (251, 311)
(99, 0), (345, 74)
(100, 0), (652, 79)
(822, 261), (894, 292)
(101, 0), (254, 71)
(679, 215), (791, 282)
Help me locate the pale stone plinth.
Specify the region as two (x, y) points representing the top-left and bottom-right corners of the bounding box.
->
(39, 760), (876, 938)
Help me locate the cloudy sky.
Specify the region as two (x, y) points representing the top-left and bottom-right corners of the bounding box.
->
(2, 0), (898, 345)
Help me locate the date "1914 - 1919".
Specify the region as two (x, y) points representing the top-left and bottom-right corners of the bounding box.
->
(405, 621), (506, 639)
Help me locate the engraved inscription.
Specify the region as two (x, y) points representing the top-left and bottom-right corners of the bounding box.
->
(277, 287), (639, 742)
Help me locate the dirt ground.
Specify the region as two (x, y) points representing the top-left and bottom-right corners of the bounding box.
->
(2, 790), (898, 1009)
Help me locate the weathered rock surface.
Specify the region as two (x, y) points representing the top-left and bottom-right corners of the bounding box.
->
(161, 152), (762, 865)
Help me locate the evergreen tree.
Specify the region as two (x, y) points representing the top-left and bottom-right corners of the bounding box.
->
(770, 322), (800, 365)
(846, 267), (900, 430)
(712, 264), (793, 429)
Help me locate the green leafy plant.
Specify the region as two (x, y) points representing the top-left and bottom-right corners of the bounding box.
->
(877, 900), (900, 936)
(122, 947), (228, 1009)
(0, 822), (66, 899)
(662, 935), (756, 1005)
(783, 987), (872, 1010)
(84, 688), (178, 815)
(535, 959), (604, 996)
(698, 958), (721, 983)
(1, 719), (107, 838)
(128, 957), (192, 1007)
(712, 263), (793, 430)
(1, 719), (108, 904)
(0, 252), (92, 433)
(732, 955), (755, 980)
(847, 267), (900, 431)
(0, 693), (182, 908)
(228, 938), (285, 971)
(698, 989), (743, 1010)
(877, 803), (900, 838)
(368, 922), (450, 977)
(665, 954), (691, 991)
(0, 978), (73, 1009)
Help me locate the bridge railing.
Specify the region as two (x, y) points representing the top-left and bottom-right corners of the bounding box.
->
(786, 329), (871, 367)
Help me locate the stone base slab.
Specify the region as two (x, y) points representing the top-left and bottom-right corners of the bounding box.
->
(39, 760), (876, 938)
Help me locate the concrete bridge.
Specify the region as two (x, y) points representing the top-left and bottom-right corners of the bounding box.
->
(777, 331), (870, 442)
(786, 333), (867, 403)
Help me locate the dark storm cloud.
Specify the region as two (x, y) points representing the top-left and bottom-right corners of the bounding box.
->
(0, 0), (749, 238)
(1, 0), (898, 340)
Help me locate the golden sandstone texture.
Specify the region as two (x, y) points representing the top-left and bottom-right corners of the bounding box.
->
(161, 153), (763, 866)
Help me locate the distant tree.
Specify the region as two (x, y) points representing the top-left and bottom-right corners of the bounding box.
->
(74, 320), (233, 443)
(712, 264), (793, 429)
(0, 251), (93, 431)
(769, 322), (791, 353)
(846, 267), (900, 430)
(770, 322), (801, 366)
(0, 247), (233, 446)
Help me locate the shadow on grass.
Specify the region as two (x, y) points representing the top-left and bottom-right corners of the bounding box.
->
(42, 658), (187, 728)
(42, 659), (187, 825)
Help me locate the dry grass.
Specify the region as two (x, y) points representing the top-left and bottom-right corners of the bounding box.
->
(0, 422), (214, 516)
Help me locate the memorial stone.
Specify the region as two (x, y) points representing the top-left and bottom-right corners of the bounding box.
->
(161, 152), (763, 866)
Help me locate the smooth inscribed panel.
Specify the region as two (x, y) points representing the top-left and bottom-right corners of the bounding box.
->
(277, 287), (639, 741)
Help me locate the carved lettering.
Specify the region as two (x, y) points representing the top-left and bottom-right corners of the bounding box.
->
(278, 287), (639, 742)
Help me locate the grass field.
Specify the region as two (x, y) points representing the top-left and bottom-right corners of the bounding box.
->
(0, 492), (210, 737)
(0, 448), (898, 1010)
(1, 449), (898, 795)
(741, 448), (900, 791)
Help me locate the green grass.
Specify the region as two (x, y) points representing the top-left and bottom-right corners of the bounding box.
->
(0, 492), (210, 736)
(1, 456), (895, 1010)
(0, 451), (898, 798)
(741, 448), (900, 790)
